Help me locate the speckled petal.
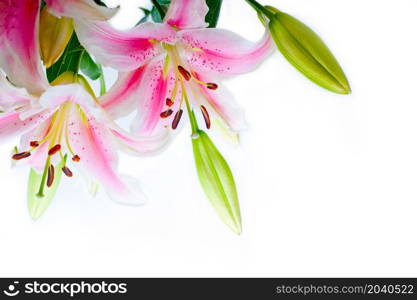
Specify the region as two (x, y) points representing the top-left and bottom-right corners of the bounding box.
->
(178, 28), (274, 76)
(75, 20), (176, 71)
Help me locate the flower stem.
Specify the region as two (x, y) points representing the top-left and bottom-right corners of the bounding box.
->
(244, 0), (275, 19)
(98, 65), (106, 96)
(36, 157), (51, 198)
(179, 79), (199, 134)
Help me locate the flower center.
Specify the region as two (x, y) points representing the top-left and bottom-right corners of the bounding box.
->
(12, 101), (82, 196)
(160, 44), (218, 131)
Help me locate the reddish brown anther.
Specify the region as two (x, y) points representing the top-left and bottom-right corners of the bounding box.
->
(172, 109), (183, 130)
(30, 141), (39, 147)
(47, 164), (55, 187)
(200, 105), (211, 129)
(206, 83), (218, 90)
(178, 65), (191, 81)
(12, 152), (31, 160)
(160, 109), (173, 119)
(62, 166), (73, 178)
(72, 155), (80, 162)
(166, 98), (174, 107)
(48, 144), (61, 156)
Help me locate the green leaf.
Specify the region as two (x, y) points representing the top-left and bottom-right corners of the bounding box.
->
(205, 0), (223, 28)
(150, 0), (168, 21)
(27, 158), (66, 220)
(192, 130), (242, 234)
(136, 7), (151, 25)
(93, 0), (107, 7)
(46, 33), (84, 82)
(268, 10), (351, 94)
(80, 51), (101, 80)
(150, 6), (163, 23)
(98, 65), (106, 96)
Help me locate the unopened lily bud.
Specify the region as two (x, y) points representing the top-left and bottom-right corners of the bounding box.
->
(40, 6), (74, 68)
(192, 130), (242, 234)
(267, 7), (351, 94)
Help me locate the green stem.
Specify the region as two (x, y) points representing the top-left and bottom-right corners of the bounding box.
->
(151, 0), (166, 19)
(98, 65), (106, 96)
(36, 157), (51, 198)
(244, 0), (275, 19)
(182, 88), (199, 134)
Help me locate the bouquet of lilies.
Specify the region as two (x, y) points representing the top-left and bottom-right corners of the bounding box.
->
(0, 0), (350, 234)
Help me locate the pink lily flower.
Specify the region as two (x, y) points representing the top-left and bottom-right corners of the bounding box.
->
(0, 0), (166, 204)
(74, 0), (274, 140)
(0, 72), (167, 204)
(0, 0), (118, 96)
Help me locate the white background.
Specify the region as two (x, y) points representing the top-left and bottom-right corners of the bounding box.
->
(1, 0), (417, 277)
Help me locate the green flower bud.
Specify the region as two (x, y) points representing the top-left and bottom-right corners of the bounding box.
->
(192, 130), (242, 234)
(268, 7), (351, 94)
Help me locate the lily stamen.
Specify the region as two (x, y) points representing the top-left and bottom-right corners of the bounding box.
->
(206, 83), (218, 90)
(48, 144), (61, 156)
(30, 141), (40, 148)
(189, 74), (218, 91)
(62, 166), (73, 177)
(160, 109), (173, 119)
(172, 109), (183, 130)
(72, 155), (80, 162)
(178, 65), (191, 81)
(12, 152), (31, 160)
(166, 98), (174, 107)
(200, 105), (211, 129)
(46, 164), (55, 187)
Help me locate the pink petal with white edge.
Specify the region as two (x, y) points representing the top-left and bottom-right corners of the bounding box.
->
(0, 0), (48, 95)
(0, 73), (33, 112)
(192, 73), (248, 132)
(178, 28), (274, 76)
(100, 67), (147, 119)
(0, 110), (52, 143)
(164, 0), (209, 29)
(67, 107), (146, 205)
(38, 84), (99, 114)
(45, 0), (119, 21)
(130, 58), (179, 137)
(75, 20), (176, 71)
(111, 126), (171, 157)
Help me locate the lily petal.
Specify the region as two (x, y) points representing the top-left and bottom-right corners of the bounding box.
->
(0, 0), (48, 95)
(0, 110), (51, 142)
(111, 126), (170, 156)
(67, 107), (146, 205)
(45, 0), (119, 21)
(39, 84), (98, 113)
(100, 67), (147, 119)
(130, 58), (178, 137)
(164, 0), (209, 29)
(0, 74), (33, 112)
(178, 28), (274, 76)
(74, 20), (176, 71)
(19, 120), (52, 172)
(192, 73), (247, 132)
